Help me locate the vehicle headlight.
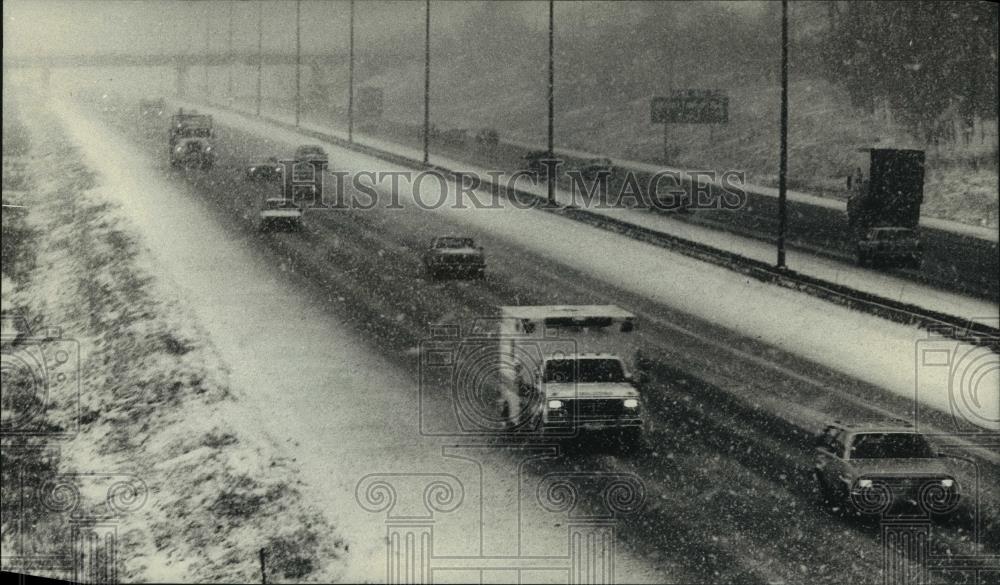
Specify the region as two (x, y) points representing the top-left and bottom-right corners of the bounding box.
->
(857, 479), (873, 488)
(205, 146), (213, 152)
(547, 400), (564, 410)
(249, 167), (257, 172)
(623, 399), (639, 408)
(941, 479), (954, 488)
(175, 146), (183, 152)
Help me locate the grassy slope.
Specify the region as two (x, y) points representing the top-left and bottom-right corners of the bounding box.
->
(344, 55), (999, 229)
(0, 92), (347, 583)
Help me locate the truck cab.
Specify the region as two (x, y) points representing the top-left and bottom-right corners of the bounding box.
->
(169, 111), (215, 169)
(497, 305), (645, 448)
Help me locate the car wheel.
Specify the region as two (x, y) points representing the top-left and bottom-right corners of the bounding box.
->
(619, 428), (644, 454)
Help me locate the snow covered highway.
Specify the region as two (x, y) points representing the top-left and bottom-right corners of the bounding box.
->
(14, 90), (989, 583)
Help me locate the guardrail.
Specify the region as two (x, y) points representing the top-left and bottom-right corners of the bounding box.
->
(194, 101), (1000, 352)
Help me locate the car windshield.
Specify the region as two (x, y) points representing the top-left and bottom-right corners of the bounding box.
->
(849, 433), (934, 459)
(543, 358), (625, 384)
(435, 237), (474, 248)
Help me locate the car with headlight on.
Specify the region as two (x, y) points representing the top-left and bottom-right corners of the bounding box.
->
(813, 421), (961, 516)
(246, 157), (284, 182)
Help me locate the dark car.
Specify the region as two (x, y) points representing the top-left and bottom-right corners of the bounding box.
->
(579, 157), (616, 181)
(294, 145), (328, 168)
(423, 236), (485, 280)
(857, 227), (922, 268)
(813, 422), (961, 516)
(246, 157), (284, 182)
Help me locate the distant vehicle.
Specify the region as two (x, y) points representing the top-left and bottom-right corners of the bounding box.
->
(168, 111), (214, 169)
(246, 157), (284, 182)
(813, 421), (961, 515)
(497, 305), (645, 449)
(856, 227), (923, 268)
(846, 148), (924, 267)
(439, 128), (469, 145)
(475, 128), (499, 148)
(579, 157), (616, 181)
(138, 99), (165, 118)
(422, 236), (485, 280)
(294, 145), (328, 168)
(521, 150), (552, 175)
(257, 197), (303, 232)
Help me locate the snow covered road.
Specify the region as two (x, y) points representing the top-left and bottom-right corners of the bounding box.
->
(50, 97), (679, 583)
(174, 100), (999, 432)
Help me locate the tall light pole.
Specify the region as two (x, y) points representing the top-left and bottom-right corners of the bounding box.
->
(256, 0), (263, 116)
(777, 0), (789, 269)
(422, 0), (431, 165)
(547, 0), (555, 205)
(295, 0), (301, 126)
(227, 0), (234, 103)
(204, 4), (210, 101)
(348, 0), (355, 142)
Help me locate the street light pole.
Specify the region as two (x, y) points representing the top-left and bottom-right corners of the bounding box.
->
(204, 5), (210, 101)
(227, 0), (234, 103)
(422, 0), (431, 165)
(348, 0), (355, 142)
(295, 0), (301, 126)
(547, 0), (555, 205)
(256, 0), (263, 116)
(777, 0), (789, 269)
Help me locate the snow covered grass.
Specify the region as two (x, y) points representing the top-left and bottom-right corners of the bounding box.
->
(1, 92), (347, 582)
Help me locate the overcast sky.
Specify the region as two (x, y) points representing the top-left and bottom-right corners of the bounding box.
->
(4, 1), (768, 59)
